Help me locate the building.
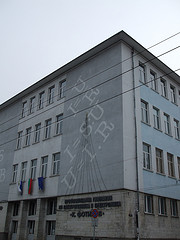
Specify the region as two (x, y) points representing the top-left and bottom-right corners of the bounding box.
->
(0, 31), (180, 240)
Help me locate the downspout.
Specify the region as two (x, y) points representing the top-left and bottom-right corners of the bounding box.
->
(131, 48), (140, 240)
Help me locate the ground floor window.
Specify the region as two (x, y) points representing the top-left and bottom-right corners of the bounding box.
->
(12, 221), (18, 233)
(158, 197), (166, 215)
(170, 199), (178, 217)
(144, 194), (153, 214)
(46, 221), (56, 235)
(28, 220), (35, 234)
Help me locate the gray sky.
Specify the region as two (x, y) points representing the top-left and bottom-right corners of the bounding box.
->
(0, 0), (180, 104)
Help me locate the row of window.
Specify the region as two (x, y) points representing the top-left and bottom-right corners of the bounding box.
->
(21, 79), (66, 118)
(12, 153), (60, 183)
(16, 114), (63, 149)
(139, 62), (179, 105)
(141, 99), (180, 140)
(143, 142), (180, 178)
(144, 194), (178, 217)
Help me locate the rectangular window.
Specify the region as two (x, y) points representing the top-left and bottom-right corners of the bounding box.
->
(41, 156), (48, 178)
(164, 113), (171, 135)
(28, 220), (35, 234)
(30, 159), (37, 179)
(150, 70), (157, 91)
(158, 197), (166, 215)
(13, 202), (20, 216)
(170, 199), (178, 217)
(55, 114), (63, 135)
(25, 127), (31, 146)
(12, 164), (18, 183)
(48, 86), (55, 104)
(47, 198), (57, 215)
(156, 148), (164, 174)
(46, 221), (56, 235)
(170, 85), (176, 103)
(44, 119), (51, 139)
(141, 100), (149, 124)
(167, 153), (175, 177)
(29, 97), (36, 114)
(21, 101), (27, 118)
(153, 107), (160, 130)
(12, 221), (18, 233)
(16, 131), (23, 149)
(59, 80), (66, 98)
(143, 143), (151, 170)
(144, 194), (153, 214)
(52, 153), (60, 175)
(174, 119), (180, 139)
(139, 63), (146, 83)
(34, 123), (41, 143)
(21, 161), (27, 181)
(38, 91), (45, 109)
(178, 157), (180, 179)
(28, 200), (36, 216)
(160, 78), (167, 97)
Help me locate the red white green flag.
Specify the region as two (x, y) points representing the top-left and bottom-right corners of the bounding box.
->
(28, 179), (32, 194)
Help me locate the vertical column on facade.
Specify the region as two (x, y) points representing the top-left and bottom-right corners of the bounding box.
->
(6, 202), (13, 240)
(18, 200), (28, 240)
(35, 198), (46, 240)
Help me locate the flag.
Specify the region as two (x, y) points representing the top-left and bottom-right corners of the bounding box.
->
(28, 178), (32, 194)
(17, 181), (23, 194)
(38, 177), (44, 190)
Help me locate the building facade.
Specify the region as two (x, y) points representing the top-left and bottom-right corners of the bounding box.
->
(0, 31), (180, 240)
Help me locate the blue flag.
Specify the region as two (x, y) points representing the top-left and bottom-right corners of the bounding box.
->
(17, 181), (23, 194)
(38, 177), (44, 190)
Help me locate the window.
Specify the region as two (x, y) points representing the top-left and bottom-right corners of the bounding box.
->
(44, 119), (51, 139)
(30, 159), (37, 179)
(150, 70), (157, 91)
(59, 80), (66, 98)
(38, 91), (45, 109)
(25, 127), (31, 146)
(47, 198), (57, 215)
(12, 164), (18, 183)
(174, 119), (180, 139)
(143, 143), (151, 170)
(21, 101), (27, 118)
(55, 114), (63, 135)
(28, 200), (36, 216)
(178, 157), (180, 179)
(170, 199), (178, 217)
(139, 63), (146, 83)
(164, 113), (171, 135)
(167, 153), (175, 177)
(160, 78), (167, 97)
(156, 148), (164, 174)
(13, 202), (20, 216)
(34, 123), (41, 143)
(46, 221), (56, 235)
(12, 221), (18, 234)
(170, 85), (176, 103)
(52, 153), (60, 175)
(21, 162), (27, 181)
(28, 220), (35, 234)
(158, 197), (166, 215)
(141, 100), (149, 124)
(153, 107), (160, 130)
(41, 156), (48, 178)
(29, 97), (36, 114)
(144, 194), (153, 214)
(48, 86), (55, 104)
(16, 131), (23, 149)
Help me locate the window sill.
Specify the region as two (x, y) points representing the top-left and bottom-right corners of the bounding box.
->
(158, 214), (168, 217)
(168, 175), (176, 180)
(15, 148), (21, 151)
(49, 174), (60, 178)
(164, 133), (173, 138)
(46, 102), (54, 107)
(10, 182), (16, 185)
(23, 145), (30, 148)
(171, 215), (179, 218)
(143, 168), (153, 173)
(150, 88), (159, 94)
(144, 212), (154, 216)
(43, 137), (51, 141)
(171, 101), (178, 106)
(175, 137), (180, 141)
(153, 127), (162, 132)
(54, 133), (63, 137)
(141, 121), (151, 127)
(32, 141), (40, 145)
(161, 95), (169, 101)
(156, 172), (166, 177)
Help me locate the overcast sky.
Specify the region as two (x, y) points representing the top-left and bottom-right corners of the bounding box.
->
(0, 0), (180, 104)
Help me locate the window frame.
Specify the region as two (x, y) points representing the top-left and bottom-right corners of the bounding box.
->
(139, 62), (146, 84)
(30, 159), (37, 180)
(12, 221), (18, 234)
(59, 80), (66, 99)
(141, 100), (149, 124)
(144, 194), (153, 214)
(28, 200), (37, 216)
(48, 86), (55, 105)
(174, 119), (180, 140)
(13, 202), (20, 216)
(41, 156), (48, 178)
(158, 197), (167, 216)
(52, 153), (60, 175)
(29, 96), (36, 114)
(46, 220), (56, 236)
(21, 161), (27, 181)
(167, 153), (175, 177)
(143, 143), (151, 170)
(156, 148), (164, 174)
(25, 127), (31, 146)
(34, 123), (41, 143)
(160, 78), (167, 98)
(164, 113), (171, 135)
(150, 70), (157, 91)
(16, 131), (23, 149)
(170, 199), (178, 217)
(47, 198), (57, 215)
(170, 85), (176, 104)
(44, 119), (52, 139)
(21, 101), (27, 118)
(28, 220), (35, 234)
(178, 157), (180, 179)
(38, 91), (45, 109)
(55, 114), (63, 135)
(153, 107), (160, 130)
(12, 164), (18, 183)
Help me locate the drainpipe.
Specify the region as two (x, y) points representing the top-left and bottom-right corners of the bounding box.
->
(131, 47), (140, 240)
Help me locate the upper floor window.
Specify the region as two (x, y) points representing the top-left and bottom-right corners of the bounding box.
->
(167, 153), (175, 177)
(160, 78), (167, 98)
(178, 157), (180, 179)
(47, 198), (57, 215)
(12, 164), (18, 183)
(46, 221), (56, 236)
(21, 101), (27, 118)
(150, 70), (157, 91)
(59, 80), (66, 98)
(38, 91), (45, 109)
(29, 97), (36, 114)
(28, 200), (37, 216)
(52, 153), (60, 175)
(48, 86), (55, 104)
(13, 202), (20, 216)
(141, 100), (149, 124)
(25, 127), (31, 146)
(44, 119), (52, 139)
(143, 143), (151, 170)
(16, 131), (23, 149)
(28, 221), (35, 235)
(30, 159), (37, 179)
(174, 119), (180, 140)
(158, 197), (166, 215)
(164, 113), (171, 135)
(170, 199), (178, 217)
(139, 63), (146, 84)
(153, 107), (160, 130)
(41, 156), (48, 178)
(144, 194), (153, 214)
(156, 148), (164, 174)
(34, 123), (41, 143)
(55, 114), (63, 135)
(21, 161), (27, 181)
(12, 221), (18, 234)
(170, 85), (176, 104)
